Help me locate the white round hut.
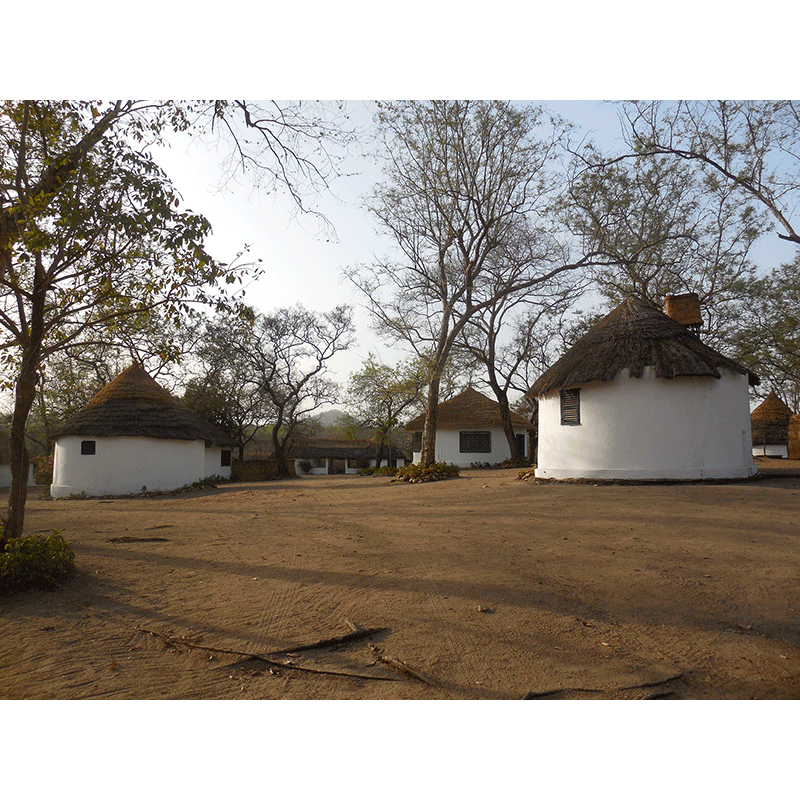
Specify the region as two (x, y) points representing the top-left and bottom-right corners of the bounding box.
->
(528, 295), (759, 481)
(50, 363), (234, 497)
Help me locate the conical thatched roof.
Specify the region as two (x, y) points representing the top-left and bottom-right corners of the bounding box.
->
(51, 363), (234, 448)
(405, 387), (534, 431)
(528, 295), (759, 397)
(751, 390), (792, 447)
(751, 390), (792, 421)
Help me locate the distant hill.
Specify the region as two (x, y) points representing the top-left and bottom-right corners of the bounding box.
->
(314, 409), (347, 427)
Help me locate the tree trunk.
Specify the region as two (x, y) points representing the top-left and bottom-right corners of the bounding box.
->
(271, 425), (292, 478)
(3, 356), (39, 546)
(496, 391), (521, 463)
(2, 255), (47, 546)
(374, 436), (386, 470)
(420, 373), (441, 466)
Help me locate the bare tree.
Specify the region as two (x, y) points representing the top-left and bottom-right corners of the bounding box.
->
(348, 101), (609, 466)
(242, 304), (355, 477)
(564, 144), (765, 347)
(457, 285), (583, 461)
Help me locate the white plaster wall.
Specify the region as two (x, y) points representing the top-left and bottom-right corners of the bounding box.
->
(752, 444), (788, 458)
(204, 447), (232, 480)
(412, 426), (526, 468)
(294, 457), (408, 476)
(0, 464), (35, 487)
(51, 436), (207, 497)
(536, 367), (757, 480)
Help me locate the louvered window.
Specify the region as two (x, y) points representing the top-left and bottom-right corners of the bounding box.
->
(560, 389), (580, 425)
(460, 431), (491, 453)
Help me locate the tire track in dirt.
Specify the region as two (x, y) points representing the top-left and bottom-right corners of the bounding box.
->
(244, 491), (311, 652)
(375, 512), (500, 697)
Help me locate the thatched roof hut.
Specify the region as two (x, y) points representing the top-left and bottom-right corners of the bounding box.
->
(529, 295), (758, 481)
(405, 387), (533, 466)
(751, 390), (793, 455)
(51, 362), (233, 448)
(528, 295), (758, 398)
(50, 363), (234, 497)
(405, 387), (533, 431)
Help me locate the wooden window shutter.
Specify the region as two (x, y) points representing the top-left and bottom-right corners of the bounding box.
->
(560, 389), (580, 425)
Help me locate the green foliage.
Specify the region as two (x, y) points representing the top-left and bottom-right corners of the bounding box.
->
(394, 462), (460, 483)
(360, 465), (399, 476)
(32, 454), (53, 485)
(0, 530), (75, 595)
(469, 458), (532, 470)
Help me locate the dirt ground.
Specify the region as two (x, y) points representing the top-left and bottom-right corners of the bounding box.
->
(2, 459), (800, 700)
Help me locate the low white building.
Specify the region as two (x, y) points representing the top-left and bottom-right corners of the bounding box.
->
(292, 438), (408, 475)
(50, 363), (234, 497)
(405, 387), (533, 468)
(528, 295), (759, 481)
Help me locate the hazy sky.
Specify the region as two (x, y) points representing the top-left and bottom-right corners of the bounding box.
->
(152, 99), (795, 407)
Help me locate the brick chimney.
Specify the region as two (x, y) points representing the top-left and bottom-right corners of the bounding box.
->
(664, 293), (702, 332)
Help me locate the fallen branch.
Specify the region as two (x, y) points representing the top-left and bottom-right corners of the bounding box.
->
(640, 690), (675, 700)
(107, 536), (170, 543)
(268, 626), (388, 656)
(521, 672), (686, 699)
(619, 672), (686, 691)
(136, 626), (398, 682)
(368, 644), (436, 686)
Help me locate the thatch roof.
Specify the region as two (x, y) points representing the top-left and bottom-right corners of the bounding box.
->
(528, 295), (759, 397)
(751, 390), (793, 421)
(51, 363), (235, 448)
(404, 387), (534, 432)
(752, 390), (793, 447)
(291, 438), (408, 461)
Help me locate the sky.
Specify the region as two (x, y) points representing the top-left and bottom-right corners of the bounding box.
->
(151, 99), (797, 411)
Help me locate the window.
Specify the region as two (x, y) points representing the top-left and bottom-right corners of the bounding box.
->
(412, 431), (423, 452)
(81, 440), (96, 455)
(459, 431), (491, 453)
(220, 450), (232, 467)
(515, 433), (526, 457)
(560, 388), (580, 425)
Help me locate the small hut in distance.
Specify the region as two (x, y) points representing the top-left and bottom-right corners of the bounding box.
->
(751, 390), (793, 459)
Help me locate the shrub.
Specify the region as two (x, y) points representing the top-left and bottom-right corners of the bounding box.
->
(395, 462), (460, 483)
(362, 465), (398, 477)
(0, 530), (75, 595)
(470, 458), (532, 470)
(297, 460), (314, 475)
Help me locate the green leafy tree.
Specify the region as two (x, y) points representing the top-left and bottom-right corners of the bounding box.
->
(344, 354), (427, 467)
(563, 148), (764, 347)
(727, 255), (800, 410)
(0, 100), (360, 543)
(612, 100), (800, 250)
